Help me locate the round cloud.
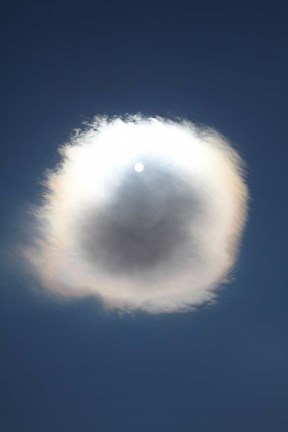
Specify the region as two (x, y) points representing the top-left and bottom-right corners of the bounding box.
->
(26, 115), (248, 313)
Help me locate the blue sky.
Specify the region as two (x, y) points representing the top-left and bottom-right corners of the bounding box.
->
(1, 1), (288, 431)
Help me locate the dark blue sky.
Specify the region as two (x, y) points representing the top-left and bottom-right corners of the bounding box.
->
(1, 1), (288, 431)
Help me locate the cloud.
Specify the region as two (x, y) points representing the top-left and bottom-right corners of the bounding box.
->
(25, 115), (248, 313)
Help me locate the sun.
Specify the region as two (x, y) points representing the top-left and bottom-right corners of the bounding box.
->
(134, 162), (144, 173)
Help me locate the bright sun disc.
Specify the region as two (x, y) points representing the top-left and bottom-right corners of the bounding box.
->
(134, 162), (144, 172)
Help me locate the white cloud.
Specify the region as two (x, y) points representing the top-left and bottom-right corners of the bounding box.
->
(25, 115), (248, 313)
